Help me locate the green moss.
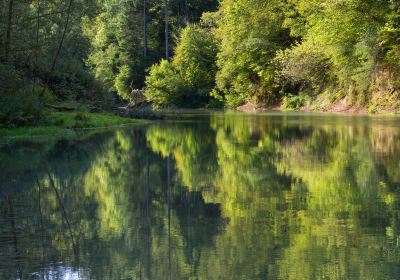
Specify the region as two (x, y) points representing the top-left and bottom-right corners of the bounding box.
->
(0, 111), (145, 140)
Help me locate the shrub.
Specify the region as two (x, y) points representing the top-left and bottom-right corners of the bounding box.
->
(74, 111), (89, 121)
(144, 60), (188, 108)
(115, 65), (132, 100)
(0, 87), (44, 127)
(145, 24), (219, 108)
(275, 44), (333, 90)
(211, 88), (245, 108)
(282, 92), (310, 110)
(73, 111), (90, 127)
(0, 64), (21, 95)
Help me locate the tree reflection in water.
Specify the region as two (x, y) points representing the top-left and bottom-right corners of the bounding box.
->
(1, 113), (400, 279)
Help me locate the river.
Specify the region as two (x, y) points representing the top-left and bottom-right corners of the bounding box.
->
(1, 111), (400, 279)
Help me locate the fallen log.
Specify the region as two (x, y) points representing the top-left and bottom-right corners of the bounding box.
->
(45, 103), (75, 111)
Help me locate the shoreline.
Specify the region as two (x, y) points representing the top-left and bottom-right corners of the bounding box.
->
(2, 103), (399, 142)
(237, 100), (398, 116)
(0, 111), (146, 142)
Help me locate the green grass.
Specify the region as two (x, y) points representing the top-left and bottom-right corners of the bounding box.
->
(49, 111), (142, 128)
(0, 111), (145, 140)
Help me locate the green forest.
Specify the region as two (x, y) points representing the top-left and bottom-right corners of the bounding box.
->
(0, 0), (399, 129)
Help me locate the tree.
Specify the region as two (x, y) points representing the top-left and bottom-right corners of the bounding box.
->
(145, 23), (218, 108)
(4, 0), (14, 63)
(279, 0), (395, 104)
(213, 0), (292, 106)
(143, 0), (148, 57)
(41, 0), (75, 98)
(173, 24), (218, 90)
(144, 59), (187, 107)
(164, 0), (169, 59)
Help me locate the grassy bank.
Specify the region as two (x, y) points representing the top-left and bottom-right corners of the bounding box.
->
(0, 111), (144, 140)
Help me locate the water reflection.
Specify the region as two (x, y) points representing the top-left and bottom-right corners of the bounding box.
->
(1, 112), (400, 279)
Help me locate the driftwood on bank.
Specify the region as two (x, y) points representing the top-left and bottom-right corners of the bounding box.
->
(44, 103), (75, 111)
(129, 89), (146, 106)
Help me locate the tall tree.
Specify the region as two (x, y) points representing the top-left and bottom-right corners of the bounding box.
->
(143, 0), (147, 57)
(214, 0), (291, 106)
(5, 0), (14, 63)
(40, 0), (74, 97)
(165, 0), (169, 59)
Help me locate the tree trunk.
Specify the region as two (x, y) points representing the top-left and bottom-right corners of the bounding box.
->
(40, 0), (74, 97)
(5, 0), (14, 63)
(185, 0), (188, 25)
(48, 0), (74, 76)
(143, 0), (147, 57)
(35, 1), (40, 68)
(32, 1), (41, 94)
(164, 0), (169, 59)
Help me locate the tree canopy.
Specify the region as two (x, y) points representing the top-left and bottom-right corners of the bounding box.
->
(0, 0), (399, 126)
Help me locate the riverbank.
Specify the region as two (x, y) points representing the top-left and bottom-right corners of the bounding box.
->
(0, 111), (144, 140)
(237, 99), (398, 115)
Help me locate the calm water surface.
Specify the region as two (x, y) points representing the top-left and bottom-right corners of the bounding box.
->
(1, 112), (400, 280)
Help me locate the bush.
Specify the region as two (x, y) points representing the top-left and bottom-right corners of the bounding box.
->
(0, 64), (21, 95)
(0, 87), (44, 127)
(144, 60), (188, 108)
(0, 64), (45, 127)
(275, 44), (333, 90)
(145, 24), (219, 108)
(282, 92), (310, 110)
(73, 111), (90, 127)
(115, 65), (132, 100)
(74, 111), (89, 121)
(379, 1), (400, 74)
(210, 88), (246, 108)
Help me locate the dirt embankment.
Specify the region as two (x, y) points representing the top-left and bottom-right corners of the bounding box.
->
(318, 99), (369, 114)
(238, 100), (373, 115)
(238, 69), (399, 115)
(237, 102), (281, 112)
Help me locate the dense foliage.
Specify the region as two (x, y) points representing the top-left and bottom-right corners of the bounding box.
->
(0, 0), (399, 125)
(0, 0), (218, 126)
(145, 0), (400, 109)
(145, 23), (219, 107)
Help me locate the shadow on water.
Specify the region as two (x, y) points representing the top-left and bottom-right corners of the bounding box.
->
(1, 112), (400, 279)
